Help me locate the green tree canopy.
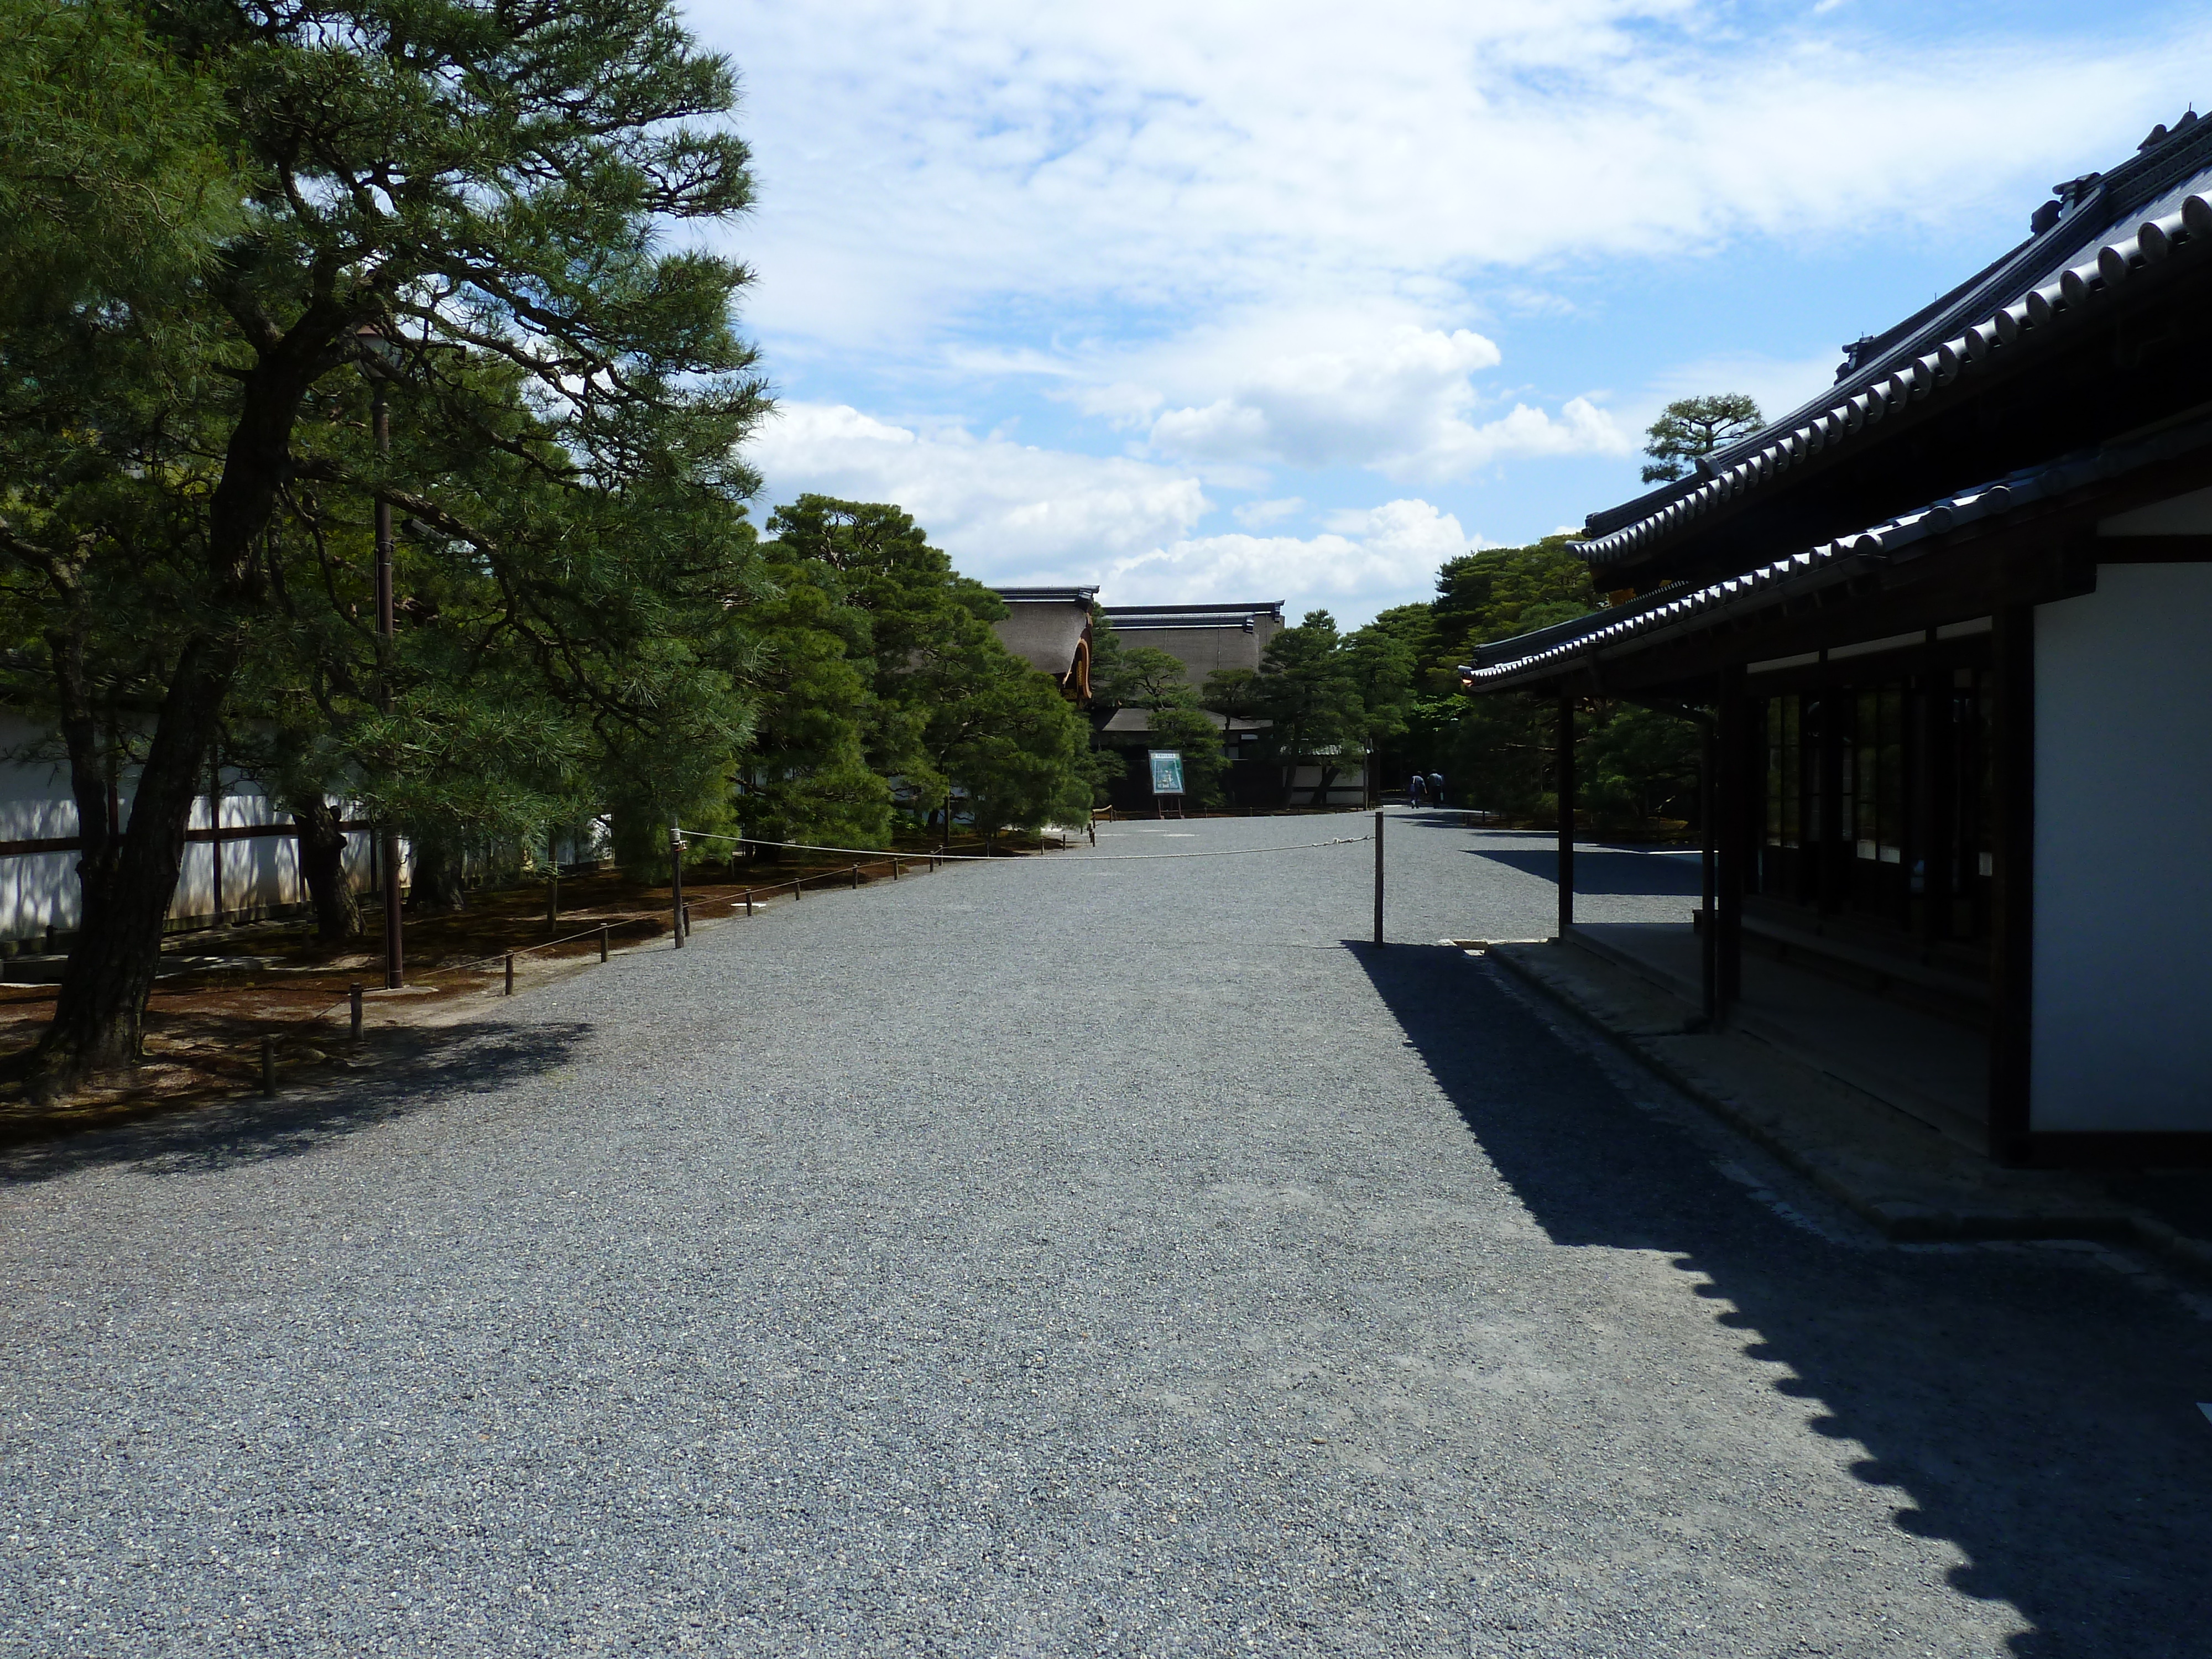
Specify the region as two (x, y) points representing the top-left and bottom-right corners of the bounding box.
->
(1640, 393), (1764, 484)
(1, 0), (769, 1086)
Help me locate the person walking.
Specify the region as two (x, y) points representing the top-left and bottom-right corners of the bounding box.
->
(1427, 771), (1447, 808)
(1408, 772), (1427, 808)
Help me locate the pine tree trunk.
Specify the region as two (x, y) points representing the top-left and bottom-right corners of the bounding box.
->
(29, 640), (230, 1093)
(290, 795), (359, 943)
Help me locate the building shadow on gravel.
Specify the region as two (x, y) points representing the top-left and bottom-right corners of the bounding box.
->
(1469, 844), (1704, 896)
(0, 1020), (592, 1187)
(1353, 941), (2212, 1659)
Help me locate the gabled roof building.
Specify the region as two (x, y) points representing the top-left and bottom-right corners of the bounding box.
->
(989, 586), (1097, 702)
(1462, 113), (2212, 1166)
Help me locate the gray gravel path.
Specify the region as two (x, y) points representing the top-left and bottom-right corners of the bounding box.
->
(4, 809), (2209, 1657)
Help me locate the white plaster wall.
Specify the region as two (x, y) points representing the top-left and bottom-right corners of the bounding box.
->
(2031, 563), (2212, 1131)
(0, 716), (387, 943)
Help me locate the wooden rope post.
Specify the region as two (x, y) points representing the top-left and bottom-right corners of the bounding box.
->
(1373, 809), (1385, 948)
(744, 888), (754, 916)
(599, 924), (609, 962)
(504, 953), (515, 995)
(891, 858), (899, 880)
(794, 875), (803, 900)
(851, 863), (860, 890)
(670, 825), (685, 947)
(349, 982), (363, 1043)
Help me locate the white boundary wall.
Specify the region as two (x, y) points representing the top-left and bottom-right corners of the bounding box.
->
(2031, 562), (2212, 1131)
(0, 714), (383, 946)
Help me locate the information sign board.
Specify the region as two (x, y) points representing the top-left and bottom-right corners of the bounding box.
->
(1147, 750), (1185, 795)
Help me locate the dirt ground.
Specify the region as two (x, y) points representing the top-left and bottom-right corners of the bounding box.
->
(0, 836), (1051, 1145)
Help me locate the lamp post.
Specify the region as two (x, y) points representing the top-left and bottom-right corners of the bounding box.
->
(359, 326), (406, 988)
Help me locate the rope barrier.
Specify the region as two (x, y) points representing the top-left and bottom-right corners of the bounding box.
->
(671, 828), (1373, 862)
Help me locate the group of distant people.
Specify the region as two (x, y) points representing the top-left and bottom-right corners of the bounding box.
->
(1407, 771), (1447, 808)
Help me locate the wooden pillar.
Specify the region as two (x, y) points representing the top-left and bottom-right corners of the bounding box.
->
(1555, 689), (1575, 936)
(1919, 661), (1956, 948)
(1987, 604), (2036, 1163)
(1715, 666), (1747, 1016)
(1699, 718), (1717, 1028)
(1816, 689), (1846, 916)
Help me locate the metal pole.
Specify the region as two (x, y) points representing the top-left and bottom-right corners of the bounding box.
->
(1556, 690), (1576, 938)
(1373, 808), (1385, 948)
(373, 378), (404, 990)
(669, 825), (685, 947)
(349, 982), (363, 1043)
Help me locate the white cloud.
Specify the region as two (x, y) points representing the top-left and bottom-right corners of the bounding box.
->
(705, 1), (2211, 349)
(1233, 496), (1305, 528)
(748, 402), (1208, 578)
(1143, 324), (1511, 476)
(1105, 498), (1475, 622)
(754, 402), (1495, 621)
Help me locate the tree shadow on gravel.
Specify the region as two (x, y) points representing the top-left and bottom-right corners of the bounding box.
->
(0, 1020), (592, 1186)
(1354, 941), (2212, 1659)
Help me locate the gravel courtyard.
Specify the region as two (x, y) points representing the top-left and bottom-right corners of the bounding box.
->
(4, 809), (2209, 1657)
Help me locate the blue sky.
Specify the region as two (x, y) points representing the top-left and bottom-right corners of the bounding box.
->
(684, 0), (2211, 625)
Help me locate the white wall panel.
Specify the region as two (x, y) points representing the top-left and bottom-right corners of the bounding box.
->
(2031, 563), (2212, 1131)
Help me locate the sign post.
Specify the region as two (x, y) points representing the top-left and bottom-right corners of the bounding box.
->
(1147, 749), (1186, 820)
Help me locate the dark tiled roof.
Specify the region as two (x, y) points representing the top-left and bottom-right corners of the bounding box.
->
(1100, 601), (1285, 630)
(1466, 414), (2212, 690)
(1581, 114), (2212, 566)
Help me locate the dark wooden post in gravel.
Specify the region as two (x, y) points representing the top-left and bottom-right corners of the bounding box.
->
(599, 924), (609, 962)
(670, 825), (685, 948)
(349, 982), (363, 1043)
(260, 1037), (275, 1095)
(504, 953), (515, 995)
(1372, 810), (1385, 948)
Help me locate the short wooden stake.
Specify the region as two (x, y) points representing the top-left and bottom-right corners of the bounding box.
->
(851, 863), (860, 890)
(682, 900), (691, 935)
(794, 876), (803, 900)
(504, 953), (515, 994)
(349, 982), (363, 1042)
(260, 1036), (276, 1095)
(743, 888), (754, 916)
(598, 924), (609, 962)
(890, 858), (899, 880)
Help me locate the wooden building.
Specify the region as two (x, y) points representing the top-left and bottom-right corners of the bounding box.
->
(1460, 114), (2212, 1166)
